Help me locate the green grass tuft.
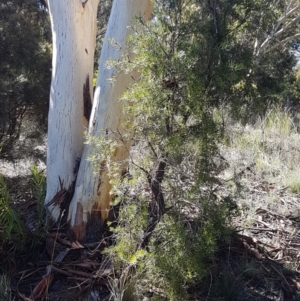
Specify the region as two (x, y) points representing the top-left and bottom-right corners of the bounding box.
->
(0, 175), (24, 250)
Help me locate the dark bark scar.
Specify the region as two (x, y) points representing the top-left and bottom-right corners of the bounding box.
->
(82, 0), (89, 8)
(83, 75), (92, 121)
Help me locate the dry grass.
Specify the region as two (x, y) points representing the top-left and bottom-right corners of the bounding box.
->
(207, 107), (300, 299)
(222, 107), (300, 219)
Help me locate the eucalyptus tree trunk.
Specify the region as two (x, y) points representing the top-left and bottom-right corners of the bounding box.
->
(46, 0), (152, 241)
(45, 0), (99, 220)
(68, 0), (153, 241)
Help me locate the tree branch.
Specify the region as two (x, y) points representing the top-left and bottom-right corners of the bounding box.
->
(264, 32), (300, 54)
(274, 14), (300, 39)
(258, 2), (300, 54)
(277, 2), (300, 27)
(141, 160), (166, 249)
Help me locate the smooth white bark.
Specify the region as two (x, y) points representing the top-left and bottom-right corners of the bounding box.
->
(46, 0), (99, 220)
(68, 0), (152, 240)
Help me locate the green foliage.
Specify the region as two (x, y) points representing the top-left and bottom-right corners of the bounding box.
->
(102, 0), (300, 299)
(0, 0), (51, 157)
(104, 168), (149, 268)
(30, 165), (46, 229)
(0, 175), (24, 250)
(150, 206), (231, 300)
(106, 165), (235, 299)
(86, 132), (119, 175)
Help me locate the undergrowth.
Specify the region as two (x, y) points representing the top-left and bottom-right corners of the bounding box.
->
(0, 175), (24, 252)
(102, 137), (236, 300)
(106, 199), (234, 301)
(223, 106), (300, 213)
(0, 165), (47, 281)
(0, 274), (10, 301)
(30, 164), (46, 232)
(102, 105), (300, 300)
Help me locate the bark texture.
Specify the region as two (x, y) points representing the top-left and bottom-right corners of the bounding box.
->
(68, 0), (153, 241)
(46, 0), (99, 220)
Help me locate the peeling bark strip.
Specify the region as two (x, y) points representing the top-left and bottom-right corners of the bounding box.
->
(141, 160), (166, 249)
(46, 157), (82, 225)
(83, 75), (92, 121)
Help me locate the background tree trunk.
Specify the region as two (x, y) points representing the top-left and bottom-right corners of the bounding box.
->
(68, 0), (153, 242)
(45, 0), (99, 221)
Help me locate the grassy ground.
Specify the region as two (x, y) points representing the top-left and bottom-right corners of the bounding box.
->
(0, 107), (300, 300)
(204, 107), (300, 300)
